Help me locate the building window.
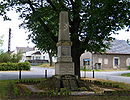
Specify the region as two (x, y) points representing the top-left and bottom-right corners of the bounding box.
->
(113, 57), (120, 68)
(95, 63), (101, 69)
(86, 61), (90, 65)
(36, 56), (41, 60)
(98, 58), (102, 64)
(126, 58), (130, 66)
(43, 56), (45, 60)
(114, 58), (119, 66)
(104, 58), (108, 65)
(32, 56), (34, 60)
(83, 59), (91, 66)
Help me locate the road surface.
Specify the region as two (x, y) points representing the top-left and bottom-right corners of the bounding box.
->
(0, 66), (130, 84)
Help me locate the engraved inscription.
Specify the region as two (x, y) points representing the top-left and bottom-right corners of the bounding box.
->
(61, 75), (79, 90)
(62, 46), (69, 56)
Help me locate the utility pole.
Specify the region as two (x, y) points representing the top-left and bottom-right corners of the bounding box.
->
(8, 28), (11, 53)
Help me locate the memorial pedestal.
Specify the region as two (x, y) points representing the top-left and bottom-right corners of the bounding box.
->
(55, 62), (74, 75)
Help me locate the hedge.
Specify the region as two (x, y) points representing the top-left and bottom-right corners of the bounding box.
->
(128, 66), (130, 70)
(0, 62), (31, 71)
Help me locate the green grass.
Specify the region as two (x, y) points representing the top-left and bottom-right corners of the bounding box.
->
(1, 78), (130, 100)
(82, 77), (130, 90)
(0, 80), (8, 99)
(0, 78), (45, 100)
(81, 69), (101, 71)
(7, 96), (130, 100)
(0, 80), (17, 99)
(121, 73), (130, 77)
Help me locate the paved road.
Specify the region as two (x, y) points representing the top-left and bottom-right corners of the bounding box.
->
(81, 70), (130, 84)
(0, 66), (130, 84)
(0, 66), (55, 80)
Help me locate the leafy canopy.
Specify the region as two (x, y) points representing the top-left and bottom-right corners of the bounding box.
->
(0, 0), (129, 54)
(0, 0), (129, 76)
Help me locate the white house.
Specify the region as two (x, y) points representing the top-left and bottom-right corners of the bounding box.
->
(15, 47), (57, 65)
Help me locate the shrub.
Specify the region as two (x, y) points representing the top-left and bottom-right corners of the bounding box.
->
(0, 62), (30, 71)
(128, 66), (130, 70)
(0, 53), (11, 63)
(0, 52), (22, 63)
(17, 62), (31, 70)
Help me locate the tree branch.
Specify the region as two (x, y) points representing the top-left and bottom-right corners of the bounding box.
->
(27, 0), (35, 12)
(70, 0), (74, 7)
(26, 0), (57, 42)
(46, 0), (57, 11)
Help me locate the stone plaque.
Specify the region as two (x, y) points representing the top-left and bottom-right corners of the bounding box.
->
(62, 46), (70, 56)
(60, 75), (79, 90)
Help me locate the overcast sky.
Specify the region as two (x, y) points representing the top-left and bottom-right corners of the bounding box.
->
(0, 11), (130, 52)
(0, 11), (35, 51)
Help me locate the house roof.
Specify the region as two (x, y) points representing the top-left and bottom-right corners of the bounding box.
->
(106, 40), (130, 54)
(16, 47), (34, 53)
(32, 51), (41, 55)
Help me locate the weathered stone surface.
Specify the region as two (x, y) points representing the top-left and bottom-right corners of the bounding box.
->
(55, 11), (74, 75)
(58, 46), (71, 57)
(58, 11), (70, 41)
(60, 75), (79, 90)
(55, 62), (74, 75)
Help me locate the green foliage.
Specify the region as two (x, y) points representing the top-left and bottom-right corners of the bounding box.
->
(0, 62), (30, 71)
(11, 52), (22, 63)
(1, 79), (130, 99)
(0, 0), (129, 77)
(0, 53), (11, 63)
(0, 35), (4, 47)
(0, 52), (22, 63)
(17, 62), (31, 70)
(0, 35), (4, 53)
(0, 81), (9, 99)
(127, 66), (130, 70)
(60, 88), (71, 96)
(121, 73), (130, 77)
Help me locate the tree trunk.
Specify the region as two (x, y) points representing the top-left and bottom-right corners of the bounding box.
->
(48, 52), (53, 66)
(71, 44), (84, 78)
(72, 52), (81, 78)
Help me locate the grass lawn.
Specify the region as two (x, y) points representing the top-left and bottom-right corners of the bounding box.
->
(121, 73), (130, 77)
(0, 80), (8, 99)
(0, 80), (17, 99)
(0, 78), (130, 100)
(8, 96), (130, 100)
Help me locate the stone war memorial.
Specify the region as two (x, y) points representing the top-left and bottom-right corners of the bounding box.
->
(55, 11), (79, 90)
(55, 11), (74, 75)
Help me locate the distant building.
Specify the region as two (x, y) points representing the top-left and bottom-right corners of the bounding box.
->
(16, 47), (34, 53)
(15, 47), (56, 65)
(80, 40), (130, 69)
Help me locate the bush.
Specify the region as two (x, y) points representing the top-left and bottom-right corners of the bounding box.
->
(0, 52), (22, 63)
(0, 62), (30, 71)
(128, 66), (130, 70)
(0, 53), (11, 63)
(17, 62), (31, 70)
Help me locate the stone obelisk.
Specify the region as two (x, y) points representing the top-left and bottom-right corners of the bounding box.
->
(55, 11), (74, 75)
